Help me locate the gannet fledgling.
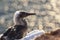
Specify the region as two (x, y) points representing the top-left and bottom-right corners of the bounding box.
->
(13, 11), (36, 39)
(0, 11), (36, 40)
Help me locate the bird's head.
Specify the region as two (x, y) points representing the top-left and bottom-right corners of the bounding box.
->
(14, 11), (36, 18)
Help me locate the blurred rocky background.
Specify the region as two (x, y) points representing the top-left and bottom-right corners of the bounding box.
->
(0, 0), (60, 34)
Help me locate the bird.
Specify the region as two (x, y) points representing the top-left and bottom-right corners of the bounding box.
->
(0, 11), (36, 40)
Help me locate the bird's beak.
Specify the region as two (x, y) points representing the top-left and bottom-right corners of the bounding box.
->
(26, 13), (36, 16)
(19, 12), (36, 18)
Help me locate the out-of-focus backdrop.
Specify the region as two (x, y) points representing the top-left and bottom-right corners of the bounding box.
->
(0, 0), (60, 34)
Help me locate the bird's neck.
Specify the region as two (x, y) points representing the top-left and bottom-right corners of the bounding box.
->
(14, 18), (27, 26)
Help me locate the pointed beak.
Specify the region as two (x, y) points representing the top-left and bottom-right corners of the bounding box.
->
(26, 13), (36, 16)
